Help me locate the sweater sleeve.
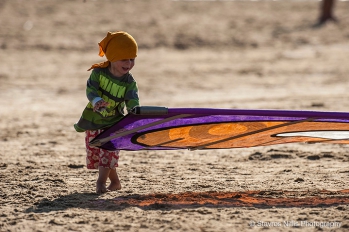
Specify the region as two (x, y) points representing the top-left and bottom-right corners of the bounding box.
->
(86, 70), (101, 103)
(125, 81), (140, 112)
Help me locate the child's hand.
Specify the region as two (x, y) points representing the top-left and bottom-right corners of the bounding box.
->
(93, 100), (110, 112)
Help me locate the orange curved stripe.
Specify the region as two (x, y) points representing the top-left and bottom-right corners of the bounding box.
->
(135, 121), (349, 149)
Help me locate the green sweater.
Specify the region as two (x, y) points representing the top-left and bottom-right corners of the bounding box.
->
(74, 68), (139, 132)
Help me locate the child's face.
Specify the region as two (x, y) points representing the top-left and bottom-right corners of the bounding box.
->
(110, 58), (135, 77)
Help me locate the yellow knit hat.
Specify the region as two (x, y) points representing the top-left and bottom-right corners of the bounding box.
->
(88, 31), (138, 71)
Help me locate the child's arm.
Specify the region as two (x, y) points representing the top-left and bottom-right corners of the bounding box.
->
(86, 70), (109, 112)
(124, 81), (140, 113)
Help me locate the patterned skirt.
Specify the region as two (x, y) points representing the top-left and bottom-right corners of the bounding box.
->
(85, 130), (120, 169)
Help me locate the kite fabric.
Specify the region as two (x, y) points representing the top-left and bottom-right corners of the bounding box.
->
(89, 106), (349, 151)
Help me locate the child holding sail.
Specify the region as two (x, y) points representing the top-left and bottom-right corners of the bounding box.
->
(74, 31), (140, 194)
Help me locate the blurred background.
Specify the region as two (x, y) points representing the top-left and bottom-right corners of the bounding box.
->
(1, 0), (348, 114)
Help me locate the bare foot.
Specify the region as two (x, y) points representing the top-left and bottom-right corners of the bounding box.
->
(96, 167), (111, 194)
(96, 181), (109, 194)
(107, 168), (121, 191)
(107, 181), (121, 191)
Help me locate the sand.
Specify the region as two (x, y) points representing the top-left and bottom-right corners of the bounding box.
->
(1, 0), (349, 231)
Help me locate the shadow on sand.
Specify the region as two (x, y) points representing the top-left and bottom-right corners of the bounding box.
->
(25, 189), (349, 213)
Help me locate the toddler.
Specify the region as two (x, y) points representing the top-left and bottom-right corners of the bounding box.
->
(74, 31), (140, 194)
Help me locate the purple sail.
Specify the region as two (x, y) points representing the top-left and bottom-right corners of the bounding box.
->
(90, 107), (349, 151)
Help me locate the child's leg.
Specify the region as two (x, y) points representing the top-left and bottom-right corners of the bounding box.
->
(96, 167), (110, 194)
(107, 168), (121, 191)
(85, 130), (121, 194)
(99, 146), (121, 191)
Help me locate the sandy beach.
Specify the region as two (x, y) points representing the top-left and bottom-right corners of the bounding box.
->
(1, 0), (349, 231)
